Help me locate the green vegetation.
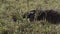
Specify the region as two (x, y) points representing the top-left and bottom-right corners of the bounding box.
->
(0, 0), (60, 34)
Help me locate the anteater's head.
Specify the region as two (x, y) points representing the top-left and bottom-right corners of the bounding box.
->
(23, 9), (60, 24)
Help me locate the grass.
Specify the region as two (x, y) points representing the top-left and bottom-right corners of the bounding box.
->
(0, 0), (60, 34)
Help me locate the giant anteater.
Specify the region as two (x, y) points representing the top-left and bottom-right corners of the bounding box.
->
(23, 9), (60, 24)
